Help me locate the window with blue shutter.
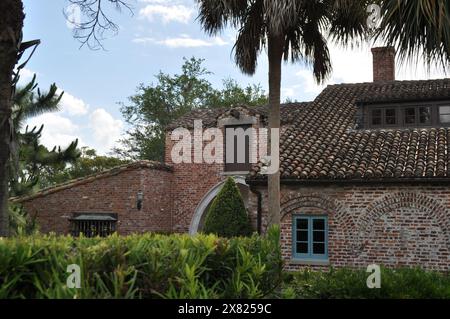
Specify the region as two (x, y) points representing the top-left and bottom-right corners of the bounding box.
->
(292, 215), (328, 260)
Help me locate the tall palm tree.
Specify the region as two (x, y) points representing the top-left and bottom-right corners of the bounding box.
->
(376, 0), (449, 71)
(0, 0), (24, 237)
(196, 0), (371, 226)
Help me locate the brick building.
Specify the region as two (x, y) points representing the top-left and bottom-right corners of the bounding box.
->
(13, 162), (174, 235)
(12, 47), (450, 271)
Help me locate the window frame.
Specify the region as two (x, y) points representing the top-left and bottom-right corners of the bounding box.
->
(418, 106), (433, 125)
(370, 108), (383, 127)
(292, 215), (328, 261)
(438, 105), (450, 124)
(370, 108), (398, 127)
(402, 105), (433, 127)
(363, 101), (450, 129)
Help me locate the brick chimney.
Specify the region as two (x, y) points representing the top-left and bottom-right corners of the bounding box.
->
(372, 47), (396, 82)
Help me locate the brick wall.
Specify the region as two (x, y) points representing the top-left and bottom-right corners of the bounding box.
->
(165, 131), (261, 233)
(252, 183), (450, 271)
(372, 47), (396, 82)
(165, 111), (265, 233)
(20, 167), (174, 235)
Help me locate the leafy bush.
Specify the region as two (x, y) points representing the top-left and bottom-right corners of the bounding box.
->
(203, 177), (253, 238)
(8, 203), (38, 236)
(281, 267), (450, 299)
(0, 226), (282, 299)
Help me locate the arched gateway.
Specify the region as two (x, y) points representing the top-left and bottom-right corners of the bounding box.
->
(189, 176), (249, 235)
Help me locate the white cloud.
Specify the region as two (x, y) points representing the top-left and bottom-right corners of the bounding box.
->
(139, 3), (194, 24)
(283, 45), (373, 101)
(25, 113), (82, 150)
(327, 45), (373, 84)
(27, 113), (78, 135)
(133, 35), (228, 48)
(132, 37), (155, 44)
(16, 68), (35, 85)
(24, 95), (124, 155)
(281, 87), (295, 98)
(295, 70), (328, 95)
(58, 90), (89, 116)
(89, 108), (123, 154)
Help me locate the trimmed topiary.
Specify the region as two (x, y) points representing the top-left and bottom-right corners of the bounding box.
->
(203, 177), (253, 238)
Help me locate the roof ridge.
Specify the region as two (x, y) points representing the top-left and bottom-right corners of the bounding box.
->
(10, 160), (173, 203)
(176, 101), (313, 112)
(326, 77), (450, 88)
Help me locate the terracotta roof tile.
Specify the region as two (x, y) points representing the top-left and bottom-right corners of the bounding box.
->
(166, 102), (311, 130)
(250, 78), (450, 181)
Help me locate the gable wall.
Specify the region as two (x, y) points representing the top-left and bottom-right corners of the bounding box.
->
(165, 131), (233, 233)
(165, 119), (266, 233)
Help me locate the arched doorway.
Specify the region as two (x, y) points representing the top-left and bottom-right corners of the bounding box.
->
(189, 176), (249, 235)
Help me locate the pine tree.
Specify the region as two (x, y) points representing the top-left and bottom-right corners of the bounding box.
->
(203, 177), (253, 238)
(9, 75), (80, 197)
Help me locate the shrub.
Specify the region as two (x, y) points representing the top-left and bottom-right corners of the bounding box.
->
(8, 203), (38, 236)
(203, 177), (252, 238)
(0, 226), (282, 299)
(281, 267), (450, 299)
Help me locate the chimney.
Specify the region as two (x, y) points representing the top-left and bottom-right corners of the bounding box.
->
(372, 47), (396, 82)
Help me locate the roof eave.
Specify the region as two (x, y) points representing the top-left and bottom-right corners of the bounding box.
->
(246, 177), (450, 186)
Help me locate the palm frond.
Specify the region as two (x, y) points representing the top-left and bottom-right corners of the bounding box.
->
(282, 0), (332, 83)
(375, 0), (450, 71)
(233, 0), (266, 75)
(195, 0), (248, 35)
(328, 0), (373, 47)
(302, 20), (332, 84)
(264, 0), (309, 36)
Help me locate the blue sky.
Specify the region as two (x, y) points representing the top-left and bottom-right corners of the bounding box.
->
(21, 0), (447, 155)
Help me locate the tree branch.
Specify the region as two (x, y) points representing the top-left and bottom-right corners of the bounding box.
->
(65, 0), (134, 50)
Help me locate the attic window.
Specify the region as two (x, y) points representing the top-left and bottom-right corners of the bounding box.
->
(404, 107), (416, 124)
(439, 106), (450, 124)
(363, 102), (450, 129)
(370, 108), (397, 127)
(419, 107), (432, 124)
(371, 109), (382, 126)
(385, 109), (397, 125)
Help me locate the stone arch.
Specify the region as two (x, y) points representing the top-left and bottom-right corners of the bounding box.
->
(189, 176), (248, 235)
(356, 192), (450, 253)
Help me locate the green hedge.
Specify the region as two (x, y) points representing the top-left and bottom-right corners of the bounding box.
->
(0, 226), (282, 299)
(281, 267), (450, 299)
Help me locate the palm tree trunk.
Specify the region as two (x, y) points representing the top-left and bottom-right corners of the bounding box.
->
(0, 0), (24, 237)
(267, 34), (283, 228)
